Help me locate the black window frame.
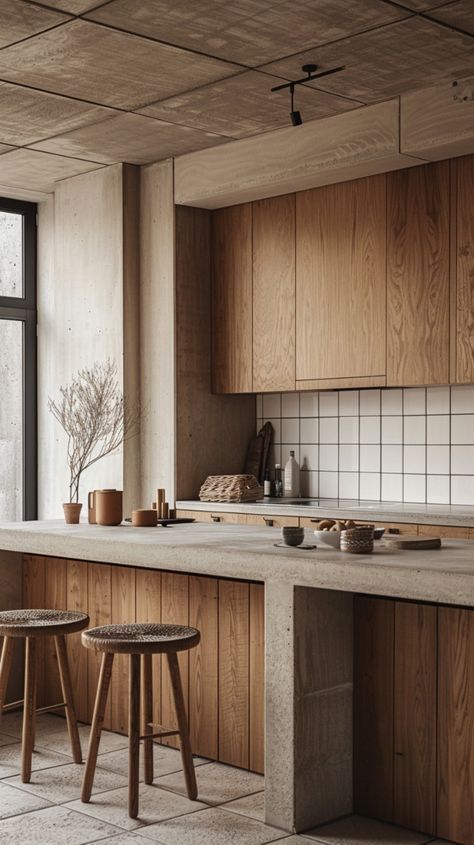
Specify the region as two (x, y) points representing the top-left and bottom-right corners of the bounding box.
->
(0, 197), (37, 521)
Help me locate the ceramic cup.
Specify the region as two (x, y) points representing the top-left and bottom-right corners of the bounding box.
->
(281, 525), (305, 546)
(95, 489), (123, 526)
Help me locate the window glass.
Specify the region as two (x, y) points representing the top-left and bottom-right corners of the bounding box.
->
(0, 211), (23, 298)
(0, 319), (23, 521)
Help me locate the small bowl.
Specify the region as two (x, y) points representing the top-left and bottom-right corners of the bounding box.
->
(314, 530), (341, 549)
(281, 526), (305, 547)
(373, 527), (385, 540)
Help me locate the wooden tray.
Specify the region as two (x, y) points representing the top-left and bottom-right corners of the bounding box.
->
(384, 535), (441, 550)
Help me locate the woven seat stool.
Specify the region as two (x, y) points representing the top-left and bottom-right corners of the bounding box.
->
(0, 608), (89, 782)
(81, 622), (201, 819)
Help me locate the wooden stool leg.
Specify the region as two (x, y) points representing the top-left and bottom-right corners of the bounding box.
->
(22, 637), (37, 783)
(167, 651), (198, 800)
(0, 636), (14, 718)
(81, 652), (114, 803)
(129, 653), (141, 819)
(54, 635), (82, 764)
(142, 653), (154, 785)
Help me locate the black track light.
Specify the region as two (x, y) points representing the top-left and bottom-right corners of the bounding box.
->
(272, 62), (345, 127)
(290, 83), (303, 126)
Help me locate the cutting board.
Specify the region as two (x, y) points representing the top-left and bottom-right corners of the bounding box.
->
(384, 535), (441, 550)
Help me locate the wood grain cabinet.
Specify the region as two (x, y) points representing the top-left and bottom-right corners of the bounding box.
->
(451, 155), (474, 384)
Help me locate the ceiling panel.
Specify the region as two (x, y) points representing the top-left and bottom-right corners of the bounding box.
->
(394, 0), (454, 8)
(429, 1), (474, 35)
(0, 19), (241, 110)
(28, 0), (111, 12)
(262, 17), (474, 102)
(0, 82), (116, 146)
(0, 0), (70, 48)
(0, 144), (16, 154)
(0, 148), (103, 192)
(29, 112), (230, 164)
(87, 0), (409, 66)
(139, 70), (362, 139)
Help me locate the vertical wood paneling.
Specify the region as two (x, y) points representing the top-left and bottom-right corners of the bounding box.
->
(111, 566), (136, 733)
(161, 572), (189, 748)
(87, 562), (112, 729)
(135, 569), (162, 733)
(212, 203), (253, 393)
(249, 583), (265, 774)
(189, 575), (218, 760)
(253, 194), (295, 392)
(354, 595), (394, 821)
(394, 601), (437, 834)
(43, 558), (67, 708)
(438, 607), (474, 845)
(219, 579), (249, 768)
(387, 160), (450, 385)
(454, 154), (474, 384)
(66, 560), (89, 723)
(23, 555), (46, 706)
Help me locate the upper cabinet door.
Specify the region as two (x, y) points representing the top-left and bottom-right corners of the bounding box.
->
(212, 204), (253, 393)
(387, 161), (450, 386)
(295, 175), (386, 387)
(253, 195), (295, 393)
(453, 155), (474, 384)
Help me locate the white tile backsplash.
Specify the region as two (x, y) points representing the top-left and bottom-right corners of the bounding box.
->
(258, 387), (474, 506)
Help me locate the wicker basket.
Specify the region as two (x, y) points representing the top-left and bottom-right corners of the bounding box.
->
(199, 474), (263, 504)
(340, 525), (374, 554)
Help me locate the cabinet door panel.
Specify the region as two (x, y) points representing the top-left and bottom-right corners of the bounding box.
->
(110, 566), (136, 734)
(161, 572), (189, 748)
(296, 175), (386, 383)
(136, 569), (162, 734)
(454, 155), (474, 384)
(44, 558), (67, 709)
(66, 560), (88, 723)
(212, 204), (252, 393)
(189, 575), (218, 760)
(219, 579), (249, 768)
(87, 562), (112, 729)
(387, 161), (450, 385)
(249, 583), (264, 774)
(253, 195), (295, 392)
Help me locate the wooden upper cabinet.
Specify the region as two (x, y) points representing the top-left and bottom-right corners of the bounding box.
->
(253, 195), (295, 392)
(387, 161), (450, 386)
(212, 204), (253, 393)
(295, 175), (386, 386)
(452, 154), (474, 384)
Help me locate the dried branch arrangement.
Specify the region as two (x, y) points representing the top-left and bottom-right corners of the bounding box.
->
(48, 360), (140, 503)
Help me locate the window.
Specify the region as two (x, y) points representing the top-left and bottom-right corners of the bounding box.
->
(0, 198), (37, 521)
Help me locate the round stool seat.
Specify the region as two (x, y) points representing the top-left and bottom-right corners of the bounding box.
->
(82, 622), (201, 655)
(0, 609), (89, 638)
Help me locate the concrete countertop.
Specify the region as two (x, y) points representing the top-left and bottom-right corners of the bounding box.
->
(0, 520), (473, 607)
(177, 498), (474, 528)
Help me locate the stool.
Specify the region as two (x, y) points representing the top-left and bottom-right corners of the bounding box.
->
(81, 622), (201, 819)
(0, 608), (89, 782)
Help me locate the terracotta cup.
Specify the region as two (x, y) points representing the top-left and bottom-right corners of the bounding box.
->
(95, 489), (123, 526)
(88, 488), (117, 524)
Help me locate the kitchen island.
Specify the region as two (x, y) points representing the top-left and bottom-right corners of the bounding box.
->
(0, 520), (473, 842)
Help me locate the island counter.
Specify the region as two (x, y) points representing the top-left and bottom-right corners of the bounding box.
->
(0, 520), (473, 843)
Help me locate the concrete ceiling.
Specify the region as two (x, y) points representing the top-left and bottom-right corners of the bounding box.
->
(0, 0), (472, 193)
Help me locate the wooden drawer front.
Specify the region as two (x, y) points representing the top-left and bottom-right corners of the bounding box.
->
(245, 514), (299, 528)
(176, 509), (247, 525)
(418, 524), (469, 539)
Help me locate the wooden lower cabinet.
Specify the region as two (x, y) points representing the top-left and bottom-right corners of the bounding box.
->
(355, 596), (474, 845)
(22, 556), (265, 774)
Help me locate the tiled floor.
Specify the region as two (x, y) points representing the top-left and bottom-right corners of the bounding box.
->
(0, 714), (452, 845)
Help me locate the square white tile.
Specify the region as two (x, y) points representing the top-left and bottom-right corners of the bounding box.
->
(339, 445), (359, 472)
(263, 394), (281, 419)
(382, 389), (402, 415)
(339, 472), (359, 499)
(359, 389), (380, 415)
(256, 395), (263, 418)
(381, 473), (403, 502)
(256, 418), (263, 435)
(427, 415), (450, 444)
(359, 473), (381, 501)
(319, 471), (339, 498)
(427, 445), (450, 475)
(451, 445), (474, 475)
(300, 471), (318, 498)
(404, 444), (426, 475)
(319, 445), (338, 472)
(299, 391), (318, 417)
(403, 415), (425, 445)
(269, 419), (281, 444)
(451, 414), (474, 445)
(339, 390), (359, 416)
(281, 418), (299, 444)
(339, 416), (359, 444)
(300, 417), (318, 444)
(451, 475), (474, 505)
(319, 391), (338, 417)
(360, 416), (380, 444)
(382, 416), (403, 445)
(451, 384), (474, 414)
(359, 444), (380, 473)
(300, 444), (318, 472)
(426, 386), (450, 414)
(403, 388), (426, 415)
(382, 445), (403, 473)
(319, 417), (338, 444)
(403, 474), (426, 504)
(281, 392), (299, 418)
(427, 475), (450, 505)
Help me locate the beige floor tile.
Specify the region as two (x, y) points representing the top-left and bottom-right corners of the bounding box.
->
(156, 761), (264, 805)
(65, 783), (207, 831)
(36, 724), (129, 757)
(5, 762), (128, 804)
(0, 805), (122, 845)
(304, 815), (434, 845)
(0, 713), (67, 739)
(97, 744), (209, 781)
(0, 744), (70, 778)
(137, 806), (288, 844)
(0, 782), (51, 819)
(0, 733), (18, 747)
(83, 836), (158, 845)
(221, 790), (265, 821)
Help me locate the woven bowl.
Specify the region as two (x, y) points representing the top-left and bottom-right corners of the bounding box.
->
(340, 526), (374, 554)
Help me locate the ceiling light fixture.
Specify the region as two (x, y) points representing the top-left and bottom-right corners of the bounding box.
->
(272, 63), (345, 127)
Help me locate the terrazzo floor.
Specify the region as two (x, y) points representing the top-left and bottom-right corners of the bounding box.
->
(0, 713), (453, 845)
